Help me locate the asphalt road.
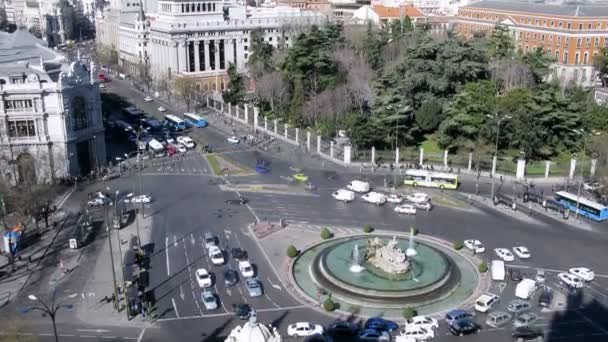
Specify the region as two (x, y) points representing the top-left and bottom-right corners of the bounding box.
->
(13, 78), (603, 342)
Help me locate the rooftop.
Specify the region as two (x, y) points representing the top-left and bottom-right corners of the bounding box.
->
(0, 30), (64, 69)
(372, 4), (425, 18)
(464, 0), (608, 17)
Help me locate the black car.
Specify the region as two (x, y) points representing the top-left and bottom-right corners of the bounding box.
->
(233, 303), (251, 320)
(449, 319), (481, 336)
(225, 196), (248, 205)
(511, 326), (544, 341)
(538, 287), (553, 308)
(327, 321), (356, 338)
(510, 268), (523, 282)
(231, 248), (247, 261)
(224, 269), (238, 287)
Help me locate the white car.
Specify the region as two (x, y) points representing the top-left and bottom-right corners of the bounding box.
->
(177, 136), (195, 149)
(405, 315), (439, 330)
(513, 246), (531, 259)
(361, 192), (387, 205)
(569, 267), (595, 282)
(464, 240), (486, 253)
(99, 83), (106, 88)
(144, 96), (153, 102)
(201, 290), (218, 310)
(158, 106), (167, 112)
(386, 194), (404, 204)
(395, 204), (417, 215)
(131, 194), (152, 204)
(405, 192), (430, 203)
(239, 260), (255, 278)
(195, 268), (213, 288)
(399, 325), (435, 340)
(558, 272), (584, 289)
(175, 143), (187, 153)
(412, 201), (433, 211)
(226, 136), (240, 144)
(208, 246), (225, 265)
(287, 322), (324, 337)
(494, 248), (515, 262)
(332, 189), (355, 202)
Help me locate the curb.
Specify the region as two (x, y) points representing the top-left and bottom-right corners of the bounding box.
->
(282, 228), (490, 320)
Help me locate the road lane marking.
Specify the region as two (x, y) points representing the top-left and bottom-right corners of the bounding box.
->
(77, 329), (110, 333)
(267, 278), (281, 291)
(224, 229), (232, 240)
(79, 335), (97, 338)
(102, 336), (117, 339)
(264, 294), (280, 308)
(136, 325), (148, 342)
(39, 334), (53, 336)
(179, 285), (185, 301)
(155, 304), (308, 322)
(165, 236), (171, 276)
(59, 334), (75, 337)
(506, 264), (608, 278)
(174, 234), (178, 246)
(172, 297), (180, 318)
(191, 233), (195, 245)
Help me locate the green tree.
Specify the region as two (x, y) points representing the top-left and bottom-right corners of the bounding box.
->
(362, 22), (387, 70)
(438, 80), (497, 150)
(222, 63), (246, 104)
(487, 24), (514, 58)
(248, 28), (274, 77)
(173, 77), (198, 111)
(136, 61), (152, 93)
(415, 99), (444, 132)
(520, 47), (553, 85)
(287, 245), (298, 258)
(403, 307), (417, 319)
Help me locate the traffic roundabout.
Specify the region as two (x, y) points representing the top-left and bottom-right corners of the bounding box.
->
(291, 232), (486, 317)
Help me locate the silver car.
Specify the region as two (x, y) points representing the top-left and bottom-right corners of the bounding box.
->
(513, 313), (539, 328)
(507, 299), (531, 314)
(245, 278), (263, 297)
(202, 290), (218, 310)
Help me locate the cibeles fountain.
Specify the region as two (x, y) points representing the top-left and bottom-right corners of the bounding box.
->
(292, 228), (480, 314)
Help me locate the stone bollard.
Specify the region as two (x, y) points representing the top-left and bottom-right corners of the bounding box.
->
(491, 155), (497, 176)
(307, 131), (311, 151)
(330, 141), (335, 159)
(253, 107), (259, 132)
(545, 161), (550, 179)
(295, 128), (299, 144)
(245, 105), (249, 123)
(419, 148), (424, 166)
(569, 158), (576, 180)
(371, 146), (376, 166)
(284, 124), (288, 139)
(468, 152), (473, 172)
(228, 103), (232, 116)
(264, 117), (268, 131)
(317, 136), (321, 153)
(274, 119), (278, 134)
(395, 148), (400, 168)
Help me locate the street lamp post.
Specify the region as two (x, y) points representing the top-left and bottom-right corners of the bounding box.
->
(573, 129), (587, 220)
(486, 114), (512, 199)
(93, 135), (99, 175)
(104, 189), (120, 310)
(126, 126), (148, 219)
(20, 291), (73, 342)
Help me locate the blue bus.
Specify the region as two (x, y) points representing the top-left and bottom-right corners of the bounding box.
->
(164, 114), (186, 131)
(555, 191), (608, 221)
(183, 112), (208, 128)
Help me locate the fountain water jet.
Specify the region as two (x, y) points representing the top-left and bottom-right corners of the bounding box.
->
(349, 244), (364, 273)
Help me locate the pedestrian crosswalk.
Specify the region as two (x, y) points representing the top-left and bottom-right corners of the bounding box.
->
(137, 152), (212, 177)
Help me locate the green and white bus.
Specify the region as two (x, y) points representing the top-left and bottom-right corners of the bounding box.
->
(403, 170), (459, 190)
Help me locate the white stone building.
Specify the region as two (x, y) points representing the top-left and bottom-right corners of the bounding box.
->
(224, 312), (282, 342)
(0, 30), (106, 185)
(96, 0), (325, 92)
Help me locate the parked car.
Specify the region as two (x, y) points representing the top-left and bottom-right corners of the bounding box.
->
(448, 319), (480, 336)
(208, 246), (225, 265)
(224, 269), (238, 287)
(357, 329), (390, 342)
(538, 287), (553, 308)
(287, 322), (324, 337)
(511, 326), (544, 341)
(245, 278), (263, 297)
(464, 239), (486, 253)
(399, 325), (435, 340)
(495, 248), (515, 261)
(361, 192), (387, 205)
(332, 189), (355, 202)
(231, 248), (247, 261)
(513, 246), (531, 259)
(201, 290), (218, 310)
(474, 293), (500, 313)
(513, 313), (539, 328)
(485, 311), (512, 328)
(558, 272), (584, 289)
(405, 315), (439, 330)
(386, 194), (404, 204)
(326, 321), (356, 338)
(507, 299), (532, 314)
(233, 303), (251, 319)
(394, 204), (416, 215)
(175, 143), (187, 154)
(195, 268), (212, 288)
(445, 309), (472, 325)
(239, 261), (255, 278)
(365, 317), (398, 332)
(569, 267), (595, 282)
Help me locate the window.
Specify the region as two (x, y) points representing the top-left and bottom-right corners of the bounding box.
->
(7, 120), (36, 138)
(579, 23), (583, 30)
(586, 38), (591, 48)
(567, 22), (571, 29)
(556, 51), (560, 61)
(3, 99), (34, 112)
(564, 52), (568, 63)
(577, 38), (582, 48)
(559, 22), (562, 28)
(575, 52), (580, 65)
(565, 37), (570, 46)
(557, 36), (561, 46)
(244, 45), (248, 51)
(584, 52), (589, 64)
(596, 37), (600, 47)
(588, 24), (592, 30)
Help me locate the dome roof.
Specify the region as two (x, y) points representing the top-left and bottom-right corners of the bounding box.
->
(225, 312), (281, 342)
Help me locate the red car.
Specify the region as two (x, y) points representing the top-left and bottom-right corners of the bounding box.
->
(98, 73), (105, 82)
(165, 144), (177, 156)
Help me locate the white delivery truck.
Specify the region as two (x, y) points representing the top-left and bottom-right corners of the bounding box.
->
(491, 260), (505, 281)
(332, 189), (355, 202)
(515, 278), (537, 299)
(346, 180), (370, 193)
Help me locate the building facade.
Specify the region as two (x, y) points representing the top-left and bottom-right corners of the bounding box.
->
(97, 0), (325, 92)
(0, 30), (106, 185)
(352, 4), (427, 26)
(456, 0), (608, 87)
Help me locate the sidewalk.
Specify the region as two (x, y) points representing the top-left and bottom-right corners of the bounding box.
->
(72, 210), (153, 327)
(0, 212), (79, 306)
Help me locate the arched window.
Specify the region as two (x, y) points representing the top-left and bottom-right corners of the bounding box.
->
(72, 96), (88, 131)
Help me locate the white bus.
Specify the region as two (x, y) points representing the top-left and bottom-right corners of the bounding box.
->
(403, 169), (458, 190)
(164, 114), (186, 131)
